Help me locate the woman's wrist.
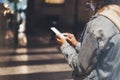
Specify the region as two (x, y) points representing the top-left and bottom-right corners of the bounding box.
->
(72, 41), (78, 47)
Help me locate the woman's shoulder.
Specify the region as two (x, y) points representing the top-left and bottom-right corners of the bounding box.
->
(87, 14), (119, 35)
(86, 14), (120, 49)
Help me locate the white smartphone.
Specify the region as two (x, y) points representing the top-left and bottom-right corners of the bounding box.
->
(50, 27), (66, 39)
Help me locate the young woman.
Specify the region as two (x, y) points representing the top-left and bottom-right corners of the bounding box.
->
(56, 0), (120, 80)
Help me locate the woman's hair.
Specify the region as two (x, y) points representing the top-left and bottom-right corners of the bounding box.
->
(93, 0), (120, 12)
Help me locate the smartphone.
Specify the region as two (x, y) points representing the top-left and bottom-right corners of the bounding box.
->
(50, 27), (66, 39)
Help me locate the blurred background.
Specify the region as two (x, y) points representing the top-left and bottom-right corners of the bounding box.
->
(0, 0), (93, 80)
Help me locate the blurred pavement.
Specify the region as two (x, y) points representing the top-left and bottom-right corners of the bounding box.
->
(0, 28), (73, 80)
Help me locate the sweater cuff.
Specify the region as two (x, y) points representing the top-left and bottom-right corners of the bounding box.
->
(75, 42), (81, 51)
(60, 42), (70, 50)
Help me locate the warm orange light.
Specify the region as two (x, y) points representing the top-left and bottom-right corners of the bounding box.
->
(45, 0), (64, 4)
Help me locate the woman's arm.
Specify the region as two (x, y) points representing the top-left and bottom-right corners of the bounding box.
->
(59, 32), (99, 75)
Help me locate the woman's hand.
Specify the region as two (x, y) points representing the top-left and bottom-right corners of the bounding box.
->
(56, 34), (67, 45)
(64, 33), (78, 47)
(56, 33), (78, 47)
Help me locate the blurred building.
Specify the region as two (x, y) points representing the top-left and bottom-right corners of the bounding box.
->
(0, 0), (93, 47)
(26, 0), (93, 39)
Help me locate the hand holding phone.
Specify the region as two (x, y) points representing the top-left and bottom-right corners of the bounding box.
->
(50, 27), (66, 39)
